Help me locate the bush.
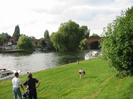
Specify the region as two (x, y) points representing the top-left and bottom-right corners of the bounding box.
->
(17, 35), (33, 51)
(101, 6), (133, 75)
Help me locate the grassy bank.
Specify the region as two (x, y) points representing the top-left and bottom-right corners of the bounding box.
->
(0, 58), (133, 99)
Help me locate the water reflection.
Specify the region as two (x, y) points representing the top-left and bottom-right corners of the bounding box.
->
(0, 52), (85, 73)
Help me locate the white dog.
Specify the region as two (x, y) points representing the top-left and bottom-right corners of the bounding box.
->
(79, 69), (85, 79)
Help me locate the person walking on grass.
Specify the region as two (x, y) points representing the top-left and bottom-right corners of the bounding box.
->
(12, 72), (24, 99)
(24, 73), (40, 99)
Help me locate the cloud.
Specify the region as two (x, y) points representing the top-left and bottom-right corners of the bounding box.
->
(0, 0), (132, 38)
(56, 0), (114, 6)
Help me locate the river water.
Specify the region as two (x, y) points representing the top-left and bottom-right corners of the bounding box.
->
(0, 52), (85, 73)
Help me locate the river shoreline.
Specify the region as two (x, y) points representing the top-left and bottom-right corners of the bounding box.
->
(0, 49), (33, 53)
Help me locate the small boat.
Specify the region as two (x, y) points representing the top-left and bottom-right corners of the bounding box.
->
(0, 69), (14, 80)
(85, 53), (91, 60)
(85, 50), (99, 60)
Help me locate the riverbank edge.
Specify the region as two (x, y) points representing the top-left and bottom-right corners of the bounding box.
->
(0, 49), (33, 53)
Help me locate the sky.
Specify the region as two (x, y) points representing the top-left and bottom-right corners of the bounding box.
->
(0, 0), (132, 38)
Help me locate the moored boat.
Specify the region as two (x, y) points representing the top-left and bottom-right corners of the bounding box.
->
(0, 69), (14, 80)
(85, 50), (100, 60)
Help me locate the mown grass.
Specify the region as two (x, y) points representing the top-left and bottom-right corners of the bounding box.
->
(0, 57), (133, 99)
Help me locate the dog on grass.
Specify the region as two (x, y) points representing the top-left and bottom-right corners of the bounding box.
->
(79, 69), (85, 79)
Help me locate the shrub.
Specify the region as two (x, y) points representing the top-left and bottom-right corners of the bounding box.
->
(101, 6), (133, 75)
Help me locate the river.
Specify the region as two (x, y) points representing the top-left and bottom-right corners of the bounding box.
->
(0, 52), (85, 73)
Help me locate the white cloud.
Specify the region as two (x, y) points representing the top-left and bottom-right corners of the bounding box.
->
(0, 0), (132, 38)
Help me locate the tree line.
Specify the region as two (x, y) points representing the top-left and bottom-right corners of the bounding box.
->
(0, 20), (90, 52)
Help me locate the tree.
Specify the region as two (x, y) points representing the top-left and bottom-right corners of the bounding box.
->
(51, 20), (87, 52)
(92, 33), (99, 36)
(44, 30), (50, 40)
(0, 33), (10, 45)
(101, 6), (133, 75)
(43, 30), (53, 50)
(51, 32), (64, 51)
(13, 25), (20, 41)
(17, 35), (33, 50)
(80, 26), (90, 38)
(79, 38), (88, 50)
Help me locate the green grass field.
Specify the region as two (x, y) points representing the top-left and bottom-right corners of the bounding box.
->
(0, 57), (133, 99)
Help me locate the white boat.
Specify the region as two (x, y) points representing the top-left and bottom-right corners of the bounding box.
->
(0, 69), (14, 80)
(85, 50), (99, 60)
(85, 53), (91, 60)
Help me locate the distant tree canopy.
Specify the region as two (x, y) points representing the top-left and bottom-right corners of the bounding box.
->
(17, 35), (33, 50)
(44, 30), (50, 40)
(13, 25), (20, 41)
(51, 20), (89, 52)
(92, 33), (99, 36)
(101, 6), (133, 76)
(0, 33), (10, 45)
(80, 26), (90, 38)
(79, 38), (88, 50)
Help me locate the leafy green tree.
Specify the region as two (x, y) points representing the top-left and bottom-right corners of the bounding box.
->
(101, 6), (133, 75)
(0, 33), (10, 45)
(43, 30), (53, 50)
(44, 30), (50, 40)
(79, 38), (88, 50)
(51, 20), (87, 52)
(51, 32), (64, 51)
(13, 25), (20, 41)
(17, 35), (33, 50)
(80, 26), (90, 38)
